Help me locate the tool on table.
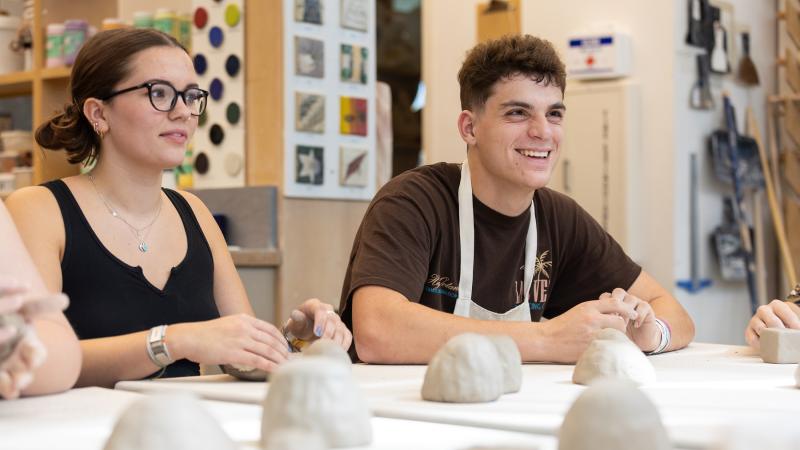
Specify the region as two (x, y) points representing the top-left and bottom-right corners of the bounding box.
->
(690, 53), (714, 110)
(677, 153), (712, 293)
(736, 32), (759, 86)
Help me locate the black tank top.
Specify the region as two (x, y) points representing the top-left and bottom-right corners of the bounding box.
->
(44, 180), (220, 378)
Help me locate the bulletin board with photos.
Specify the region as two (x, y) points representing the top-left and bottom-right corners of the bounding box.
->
(283, 0), (377, 200)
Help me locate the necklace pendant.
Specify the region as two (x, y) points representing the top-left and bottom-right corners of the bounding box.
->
(138, 242), (149, 253)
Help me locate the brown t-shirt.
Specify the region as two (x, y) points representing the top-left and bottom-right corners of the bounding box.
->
(339, 162), (641, 329)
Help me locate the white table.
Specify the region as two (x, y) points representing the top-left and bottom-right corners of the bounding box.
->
(0, 387), (554, 450)
(116, 343), (800, 449)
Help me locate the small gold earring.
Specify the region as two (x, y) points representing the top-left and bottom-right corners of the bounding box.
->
(93, 122), (105, 139)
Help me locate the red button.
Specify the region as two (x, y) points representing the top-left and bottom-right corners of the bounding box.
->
(194, 7), (208, 29)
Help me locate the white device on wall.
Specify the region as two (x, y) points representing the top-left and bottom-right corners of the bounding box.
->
(566, 32), (632, 80)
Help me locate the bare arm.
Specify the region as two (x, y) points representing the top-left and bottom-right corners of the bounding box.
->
(0, 197), (81, 397)
(627, 271), (695, 351)
(352, 285), (638, 364)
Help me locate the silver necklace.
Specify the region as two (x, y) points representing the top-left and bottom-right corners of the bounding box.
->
(88, 173), (163, 253)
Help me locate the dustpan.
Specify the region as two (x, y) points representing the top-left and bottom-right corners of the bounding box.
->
(708, 130), (764, 189)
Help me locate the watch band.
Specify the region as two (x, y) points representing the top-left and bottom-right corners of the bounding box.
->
(146, 324), (174, 368)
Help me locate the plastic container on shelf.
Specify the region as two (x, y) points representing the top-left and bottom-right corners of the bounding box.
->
(0, 16), (24, 74)
(1, 130), (33, 154)
(62, 19), (88, 66)
(45, 23), (65, 68)
(101, 18), (126, 31)
(0, 173), (14, 193)
(133, 11), (153, 29)
(153, 9), (176, 37)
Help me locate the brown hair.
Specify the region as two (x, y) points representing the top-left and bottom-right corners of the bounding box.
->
(457, 34), (566, 111)
(35, 28), (185, 165)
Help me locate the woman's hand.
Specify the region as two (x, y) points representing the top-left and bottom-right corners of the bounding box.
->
(283, 298), (352, 350)
(168, 314), (290, 373)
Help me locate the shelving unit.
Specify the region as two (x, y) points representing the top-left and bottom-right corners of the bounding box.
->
(0, 0), (121, 187)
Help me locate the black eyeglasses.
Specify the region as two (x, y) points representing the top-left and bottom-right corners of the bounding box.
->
(101, 81), (209, 116)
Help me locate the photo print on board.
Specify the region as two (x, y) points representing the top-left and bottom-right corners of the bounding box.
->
(294, 0), (323, 25)
(341, 0), (368, 31)
(296, 145), (324, 185)
(295, 92), (325, 133)
(295, 36), (325, 78)
(339, 146), (368, 186)
(340, 96), (367, 136)
(340, 43), (368, 84)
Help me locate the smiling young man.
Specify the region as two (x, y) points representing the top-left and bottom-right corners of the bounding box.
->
(339, 35), (695, 363)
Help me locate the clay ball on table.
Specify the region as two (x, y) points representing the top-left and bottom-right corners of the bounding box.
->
(261, 357), (372, 448)
(220, 364), (269, 381)
(558, 379), (670, 450)
(421, 333), (504, 403)
(572, 328), (656, 386)
(486, 335), (523, 394)
(104, 393), (235, 450)
(302, 338), (352, 366)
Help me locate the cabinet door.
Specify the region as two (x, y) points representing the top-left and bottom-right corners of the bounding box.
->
(550, 82), (640, 252)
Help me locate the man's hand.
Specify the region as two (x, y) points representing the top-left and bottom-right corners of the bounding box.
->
(539, 295), (637, 363)
(745, 300), (800, 350)
(600, 288), (659, 352)
(284, 298), (352, 350)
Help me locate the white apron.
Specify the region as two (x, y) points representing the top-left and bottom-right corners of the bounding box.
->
(452, 159), (537, 322)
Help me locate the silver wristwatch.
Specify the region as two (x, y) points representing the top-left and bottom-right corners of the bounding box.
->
(146, 324), (174, 368)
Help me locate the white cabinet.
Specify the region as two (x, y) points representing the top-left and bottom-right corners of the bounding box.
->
(549, 82), (642, 260)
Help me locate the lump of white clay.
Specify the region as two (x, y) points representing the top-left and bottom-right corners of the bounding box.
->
(421, 333), (504, 403)
(486, 335), (523, 394)
(796, 363), (800, 388)
(558, 379), (670, 450)
(261, 358), (372, 448)
(264, 428), (325, 450)
(759, 328), (800, 364)
(572, 328), (656, 386)
(0, 313), (26, 362)
(302, 338), (352, 366)
(220, 364), (269, 381)
(104, 393), (235, 450)
(711, 417), (800, 450)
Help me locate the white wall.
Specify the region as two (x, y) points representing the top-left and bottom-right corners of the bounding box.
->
(671, 0), (777, 344)
(421, 0), (778, 344)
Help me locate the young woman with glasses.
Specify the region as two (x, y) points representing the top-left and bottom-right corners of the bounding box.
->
(5, 28), (351, 387)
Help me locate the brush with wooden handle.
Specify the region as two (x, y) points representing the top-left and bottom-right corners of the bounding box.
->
(745, 106), (799, 289)
(736, 32), (759, 86)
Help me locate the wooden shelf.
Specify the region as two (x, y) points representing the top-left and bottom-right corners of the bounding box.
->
(39, 66), (72, 81)
(0, 71), (34, 97)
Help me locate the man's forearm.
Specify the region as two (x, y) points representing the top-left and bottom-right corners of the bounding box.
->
(650, 295), (695, 351)
(352, 286), (548, 364)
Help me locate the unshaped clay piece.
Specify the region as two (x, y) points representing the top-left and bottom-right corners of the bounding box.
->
(572, 328), (656, 386)
(0, 313), (26, 362)
(759, 328), (800, 364)
(486, 335), (523, 394)
(711, 418), (800, 450)
(264, 428), (325, 450)
(261, 358), (372, 448)
(104, 393), (235, 450)
(796, 363), (800, 388)
(220, 364), (269, 381)
(558, 379), (670, 450)
(302, 338), (352, 366)
(421, 333), (504, 403)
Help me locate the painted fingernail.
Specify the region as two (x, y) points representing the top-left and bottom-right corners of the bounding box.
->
(314, 326), (322, 337)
